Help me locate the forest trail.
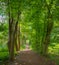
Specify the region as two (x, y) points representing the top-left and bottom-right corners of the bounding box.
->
(6, 49), (56, 65)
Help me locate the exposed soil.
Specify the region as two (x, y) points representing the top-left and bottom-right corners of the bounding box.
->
(3, 49), (56, 65)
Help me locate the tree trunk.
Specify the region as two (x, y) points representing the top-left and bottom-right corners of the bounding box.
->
(14, 21), (19, 51)
(14, 12), (21, 51)
(17, 24), (20, 50)
(9, 17), (15, 61)
(42, 0), (54, 55)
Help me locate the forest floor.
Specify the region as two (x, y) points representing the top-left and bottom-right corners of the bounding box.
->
(0, 45), (56, 65)
(3, 51), (56, 65)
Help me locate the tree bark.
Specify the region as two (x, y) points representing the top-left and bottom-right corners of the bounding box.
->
(42, 0), (54, 55)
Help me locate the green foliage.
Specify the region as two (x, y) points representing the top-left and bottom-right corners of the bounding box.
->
(49, 54), (59, 65)
(0, 52), (9, 61)
(0, 0), (59, 63)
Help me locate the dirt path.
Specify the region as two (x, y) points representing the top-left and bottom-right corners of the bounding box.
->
(6, 49), (56, 65)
